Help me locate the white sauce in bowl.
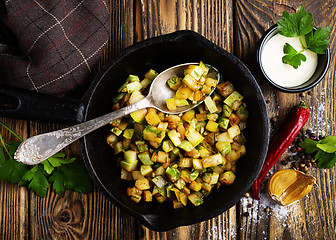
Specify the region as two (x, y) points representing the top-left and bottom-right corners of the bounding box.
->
(261, 33), (318, 88)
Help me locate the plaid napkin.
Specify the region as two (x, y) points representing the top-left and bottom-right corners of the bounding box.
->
(0, 0), (110, 97)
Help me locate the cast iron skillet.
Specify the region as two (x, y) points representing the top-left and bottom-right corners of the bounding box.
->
(0, 30), (269, 231)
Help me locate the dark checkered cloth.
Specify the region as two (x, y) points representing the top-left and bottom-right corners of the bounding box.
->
(0, 0), (110, 96)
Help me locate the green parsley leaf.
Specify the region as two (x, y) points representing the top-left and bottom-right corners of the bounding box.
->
(300, 136), (336, 169)
(282, 43), (306, 69)
(0, 142), (29, 183)
(58, 162), (93, 194)
(42, 152), (75, 174)
(48, 170), (65, 195)
(305, 26), (331, 54)
(316, 136), (336, 153)
(299, 138), (319, 153)
(0, 147), (5, 166)
(20, 165), (49, 197)
(315, 150), (336, 169)
(277, 5), (313, 37)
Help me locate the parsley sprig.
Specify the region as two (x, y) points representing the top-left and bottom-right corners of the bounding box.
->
(299, 136), (336, 169)
(0, 121), (93, 197)
(277, 5), (331, 69)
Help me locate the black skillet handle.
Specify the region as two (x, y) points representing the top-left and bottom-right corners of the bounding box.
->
(0, 86), (83, 125)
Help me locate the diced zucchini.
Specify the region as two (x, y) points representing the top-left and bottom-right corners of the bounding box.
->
(167, 75), (182, 90)
(182, 109), (196, 123)
(224, 91), (244, 108)
(202, 153), (224, 168)
(111, 127), (122, 136)
(228, 125), (241, 139)
(236, 105), (249, 121)
(204, 96), (218, 113)
(218, 117), (230, 130)
(205, 120), (219, 132)
(185, 125), (204, 147)
(114, 142), (123, 154)
(120, 160), (138, 172)
(178, 140), (194, 152)
(223, 104), (232, 118)
(124, 150), (137, 163)
(188, 193), (204, 206)
(152, 176), (167, 188)
(130, 109), (147, 123)
(145, 110), (161, 126)
(174, 178), (186, 190)
(121, 169), (132, 181)
(217, 81), (235, 97)
(225, 150), (240, 162)
(178, 157), (193, 168)
(138, 151), (153, 165)
(135, 178), (150, 190)
(113, 93), (126, 104)
(132, 170), (144, 180)
(219, 171), (236, 185)
(175, 98), (189, 107)
(192, 158), (203, 170)
(140, 165), (153, 176)
(189, 170), (199, 181)
(199, 61), (209, 75)
(126, 81), (142, 93)
(155, 166), (165, 176)
(216, 132), (233, 143)
(189, 181), (202, 192)
(143, 126), (165, 143)
(162, 140), (174, 152)
(135, 141), (148, 152)
(106, 133), (118, 146)
(156, 151), (169, 164)
(166, 98), (177, 111)
(182, 74), (200, 91)
(179, 191), (188, 206)
(216, 141), (231, 155)
(140, 78), (152, 90)
(166, 166), (181, 182)
(196, 144), (211, 158)
(143, 190), (153, 202)
(176, 85), (193, 100)
(144, 69), (158, 81)
(128, 90), (145, 104)
(123, 129), (134, 139)
(209, 172), (219, 185)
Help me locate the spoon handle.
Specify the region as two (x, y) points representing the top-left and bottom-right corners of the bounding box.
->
(14, 97), (152, 165)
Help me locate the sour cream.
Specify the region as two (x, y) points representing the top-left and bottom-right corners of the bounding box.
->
(261, 33), (318, 88)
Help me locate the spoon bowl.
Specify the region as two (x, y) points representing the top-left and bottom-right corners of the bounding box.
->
(14, 62), (219, 165)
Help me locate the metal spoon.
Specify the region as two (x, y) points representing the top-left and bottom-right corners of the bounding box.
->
(14, 62), (220, 165)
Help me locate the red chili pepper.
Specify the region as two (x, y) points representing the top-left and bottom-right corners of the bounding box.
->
(251, 101), (310, 200)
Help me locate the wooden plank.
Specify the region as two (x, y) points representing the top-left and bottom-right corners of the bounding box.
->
(0, 118), (29, 240)
(234, 1), (336, 239)
(134, 0), (236, 238)
(28, 0), (137, 239)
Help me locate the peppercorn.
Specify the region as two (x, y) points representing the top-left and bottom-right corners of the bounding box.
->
(266, 99), (270, 104)
(281, 160), (288, 165)
(243, 212), (249, 217)
(271, 117), (278, 124)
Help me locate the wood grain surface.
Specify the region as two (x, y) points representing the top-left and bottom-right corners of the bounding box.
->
(1, 0), (336, 239)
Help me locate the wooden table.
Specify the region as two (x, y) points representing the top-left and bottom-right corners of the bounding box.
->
(1, 1), (335, 239)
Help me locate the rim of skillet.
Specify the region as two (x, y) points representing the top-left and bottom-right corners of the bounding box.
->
(79, 30), (269, 231)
